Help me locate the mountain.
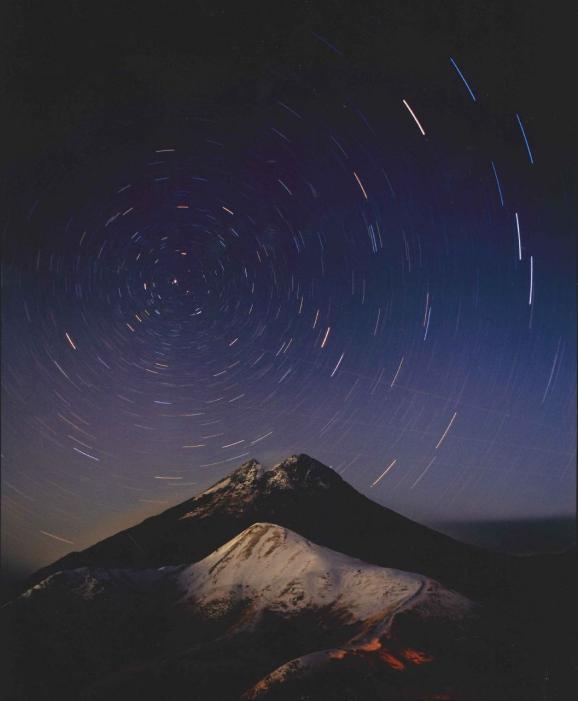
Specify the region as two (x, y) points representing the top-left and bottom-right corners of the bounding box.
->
(28, 454), (515, 603)
(6, 454), (576, 699)
(179, 522), (441, 619)
(5, 523), (523, 701)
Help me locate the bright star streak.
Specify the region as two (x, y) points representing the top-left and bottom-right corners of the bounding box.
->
(449, 57), (477, 101)
(435, 412), (457, 449)
(73, 447), (100, 461)
(515, 212), (522, 260)
(353, 171), (368, 199)
(402, 99), (426, 135)
(39, 530), (75, 545)
(65, 332), (77, 350)
(330, 352), (345, 377)
(370, 459), (397, 487)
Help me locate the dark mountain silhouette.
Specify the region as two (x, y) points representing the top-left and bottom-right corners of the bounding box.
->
(432, 516), (576, 555)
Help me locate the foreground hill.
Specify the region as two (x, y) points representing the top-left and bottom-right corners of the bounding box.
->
(6, 524), (524, 701)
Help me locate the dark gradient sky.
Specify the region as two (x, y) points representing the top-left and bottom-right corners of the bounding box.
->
(2, 2), (576, 576)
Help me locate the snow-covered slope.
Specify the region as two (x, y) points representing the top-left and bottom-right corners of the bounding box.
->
(22, 563), (174, 601)
(17, 522), (473, 629)
(176, 522), (472, 627)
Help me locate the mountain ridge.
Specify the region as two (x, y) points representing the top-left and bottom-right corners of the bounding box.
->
(27, 453), (513, 602)
(5, 521), (487, 701)
(4, 454), (576, 700)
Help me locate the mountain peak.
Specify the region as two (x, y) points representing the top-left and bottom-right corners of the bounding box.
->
(265, 453), (342, 490)
(229, 457), (267, 484)
(220, 453), (342, 496)
(182, 454), (343, 521)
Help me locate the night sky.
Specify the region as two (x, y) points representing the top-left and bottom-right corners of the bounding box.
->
(2, 2), (576, 579)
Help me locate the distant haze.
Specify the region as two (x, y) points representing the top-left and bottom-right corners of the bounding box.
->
(432, 516), (575, 555)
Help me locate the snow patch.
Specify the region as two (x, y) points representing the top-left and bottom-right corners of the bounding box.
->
(201, 476), (232, 496)
(177, 523), (425, 621)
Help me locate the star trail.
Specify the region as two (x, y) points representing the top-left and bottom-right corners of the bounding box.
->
(2, 3), (575, 577)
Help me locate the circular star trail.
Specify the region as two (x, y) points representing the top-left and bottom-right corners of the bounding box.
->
(2, 22), (575, 574)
